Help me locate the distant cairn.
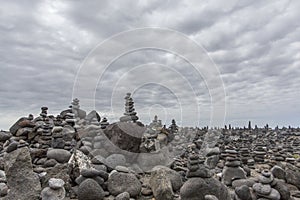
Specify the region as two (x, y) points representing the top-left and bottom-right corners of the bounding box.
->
(119, 93), (139, 123)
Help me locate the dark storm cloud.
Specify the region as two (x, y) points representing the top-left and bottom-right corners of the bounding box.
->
(0, 0), (299, 129)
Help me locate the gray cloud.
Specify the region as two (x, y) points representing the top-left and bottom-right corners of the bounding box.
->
(0, 0), (299, 129)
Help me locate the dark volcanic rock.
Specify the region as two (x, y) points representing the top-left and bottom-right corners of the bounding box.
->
(235, 185), (252, 200)
(286, 169), (300, 189)
(3, 147), (41, 200)
(77, 178), (105, 200)
(151, 166), (183, 191)
(180, 177), (231, 200)
(274, 181), (291, 200)
(9, 117), (34, 135)
(104, 122), (146, 153)
(107, 172), (142, 197)
(0, 131), (11, 142)
(149, 169), (174, 200)
(47, 149), (71, 163)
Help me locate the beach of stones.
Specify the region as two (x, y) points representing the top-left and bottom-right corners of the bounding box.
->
(0, 93), (299, 200)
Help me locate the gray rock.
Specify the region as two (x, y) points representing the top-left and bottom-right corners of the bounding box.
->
(222, 166), (246, 186)
(253, 183), (271, 195)
(259, 173), (274, 184)
(77, 178), (105, 200)
(105, 154), (126, 169)
(41, 187), (65, 200)
(235, 185), (252, 200)
(81, 168), (102, 178)
(48, 178), (65, 189)
(264, 188), (281, 200)
(0, 131), (11, 142)
(0, 170), (6, 181)
(149, 169), (174, 200)
(151, 166), (183, 191)
(44, 159), (58, 168)
(6, 141), (18, 153)
(273, 181), (290, 200)
(107, 172), (141, 197)
(205, 195), (219, 200)
(205, 147), (220, 157)
(232, 179), (255, 189)
(116, 165), (130, 173)
(4, 147), (41, 200)
(47, 149), (71, 163)
(205, 155), (219, 169)
(0, 183), (8, 197)
(9, 117), (33, 135)
(104, 122), (145, 153)
(271, 165), (286, 180)
(286, 169), (300, 189)
(180, 177), (231, 200)
(115, 191), (130, 200)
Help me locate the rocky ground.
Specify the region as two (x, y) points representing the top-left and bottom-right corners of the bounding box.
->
(0, 97), (299, 200)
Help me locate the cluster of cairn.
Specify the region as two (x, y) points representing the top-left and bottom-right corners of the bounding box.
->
(0, 95), (300, 200)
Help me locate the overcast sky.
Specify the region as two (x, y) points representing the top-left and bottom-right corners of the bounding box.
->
(0, 0), (299, 130)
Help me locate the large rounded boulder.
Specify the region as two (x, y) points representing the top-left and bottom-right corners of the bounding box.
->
(180, 177), (231, 200)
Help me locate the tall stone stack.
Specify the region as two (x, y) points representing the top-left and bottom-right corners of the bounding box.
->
(71, 98), (86, 120)
(271, 147), (286, 163)
(39, 117), (53, 149)
(100, 117), (109, 129)
(169, 119), (178, 133)
(35, 107), (54, 150)
(222, 146), (246, 186)
(65, 111), (76, 126)
(187, 152), (212, 178)
(253, 142), (267, 163)
(119, 93), (139, 123)
(239, 146), (251, 166)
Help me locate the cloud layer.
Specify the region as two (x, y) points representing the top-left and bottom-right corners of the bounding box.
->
(0, 0), (299, 129)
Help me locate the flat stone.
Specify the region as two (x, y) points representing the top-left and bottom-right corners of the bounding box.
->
(115, 166), (130, 173)
(253, 183), (271, 195)
(49, 178), (65, 190)
(47, 149), (71, 163)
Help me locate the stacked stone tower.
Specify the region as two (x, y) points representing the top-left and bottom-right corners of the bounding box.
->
(119, 93), (139, 123)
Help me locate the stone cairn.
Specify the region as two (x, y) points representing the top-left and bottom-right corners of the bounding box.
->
(271, 146), (286, 163)
(100, 117), (109, 129)
(222, 145), (246, 186)
(253, 142), (267, 164)
(239, 145), (253, 168)
(169, 119), (178, 133)
(187, 151), (212, 178)
(119, 93), (139, 123)
(252, 170), (280, 200)
(141, 115), (164, 153)
(36, 107), (53, 150)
